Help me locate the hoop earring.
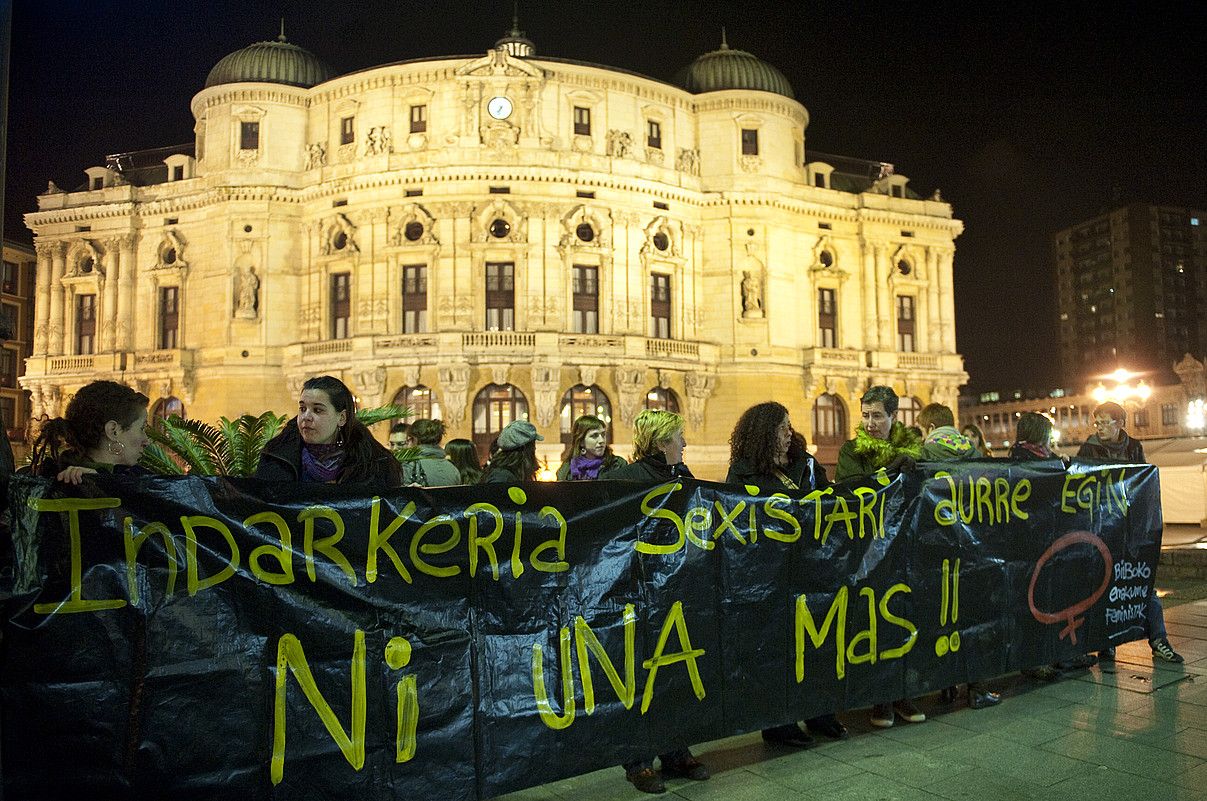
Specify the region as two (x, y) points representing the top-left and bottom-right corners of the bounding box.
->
(108, 439), (126, 457)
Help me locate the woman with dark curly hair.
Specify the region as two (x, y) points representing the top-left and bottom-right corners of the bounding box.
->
(556, 415), (625, 480)
(726, 401), (846, 746)
(256, 375), (402, 488)
(28, 380), (151, 483)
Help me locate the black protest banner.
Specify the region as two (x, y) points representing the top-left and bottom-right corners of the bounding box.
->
(1, 459), (1161, 800)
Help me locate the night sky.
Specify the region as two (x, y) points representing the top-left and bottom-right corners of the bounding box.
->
(5, 1), (1204, 392)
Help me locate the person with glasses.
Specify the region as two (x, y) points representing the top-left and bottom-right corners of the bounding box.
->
(1078, 402), (1183, 664)
(388, 422), (410, 451)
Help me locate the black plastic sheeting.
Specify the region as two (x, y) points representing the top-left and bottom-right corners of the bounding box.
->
(1, 459), (1160, 799)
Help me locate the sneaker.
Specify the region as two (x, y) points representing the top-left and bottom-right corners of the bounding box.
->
(967, 684), (1002, 710)
(626, 768), (666, 795)
(661, 756), (710, 781)
(1098, 646), (1116, 662)
(893, 699), (926, 723)
(1151, 638), (1185, 663)
(870, 703), (895, 728)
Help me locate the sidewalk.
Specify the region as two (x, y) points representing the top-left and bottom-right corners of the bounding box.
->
(500, 592), (1207, 801)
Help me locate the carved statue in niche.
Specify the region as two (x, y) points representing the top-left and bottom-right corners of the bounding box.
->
(305, 142), (327, 169)
(741, 270), (764, 318)
(675, 147), (699, 176)
(365, 126), (392, 156)
(235, 264), (260, 319)
(606, 130), (633, 158)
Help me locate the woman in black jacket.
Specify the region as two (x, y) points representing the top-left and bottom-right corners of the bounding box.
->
(479, 420), (543, 483)
(608, 409), (692, 483)
(256, 375), (401, 488)
(726, 402), (847, 746)
(28, 380), (152, 483)
(556, 414), (626, 480)
(608, 409), (710, 794)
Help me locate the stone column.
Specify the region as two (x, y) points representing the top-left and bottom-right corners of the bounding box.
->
(874, 245), (892, 351)
(116, 234), (136, 351)
(32, 242), (56, 355)
(939, 249), (957, 353)
(860, 240), (877, 351)
(926, 248), (941, 352)
(101, 239), (120, 351)
(48, 244), (66, 355)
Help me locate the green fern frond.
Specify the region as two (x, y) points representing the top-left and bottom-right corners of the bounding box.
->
(356, 404), (410, 428)
(139, 441), (187, 475)
(156, 415), (225, 475)
(392, 445), (423, 464)
(220, 411), (287, 476)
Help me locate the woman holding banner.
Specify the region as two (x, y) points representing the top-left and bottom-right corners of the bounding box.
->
(608, 409), (710, 794)
(835, 386), (927, 729)
(29, 379), (151, 484)
(726, 401), (848, 745)
(480, 420), (543, 483)
(256, 375), (402, 487)
(556, 414), (625, 480)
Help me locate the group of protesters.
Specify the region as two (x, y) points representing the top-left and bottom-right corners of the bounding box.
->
(22, 375), (1184, 796)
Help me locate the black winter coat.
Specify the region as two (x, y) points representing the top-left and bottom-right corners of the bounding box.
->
(608, 453), (693, 482)
(255, 423), (402, 489)
(1077, 432), (1146, 463)
(726, 454), (829, 493)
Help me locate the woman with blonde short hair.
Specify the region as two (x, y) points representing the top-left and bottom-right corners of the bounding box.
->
(607, 408), (707, 793)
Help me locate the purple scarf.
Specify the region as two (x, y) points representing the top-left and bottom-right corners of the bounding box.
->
(569, 453), (606, 480)
(301, 441), (345, 483)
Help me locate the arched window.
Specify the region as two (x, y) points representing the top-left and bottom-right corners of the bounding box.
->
(472, 383), (530, 461)
(897, 396), (922, 428)
(151, 396), (185, 423)
(811, 393), (847, 448)
(559, 384), (612, 446)
(644, 387), (680, 413)
(391, 385), (441, 424)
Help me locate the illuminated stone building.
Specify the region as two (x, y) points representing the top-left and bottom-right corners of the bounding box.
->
(2, 239), (36, 455)
(21, 26), (966, 477)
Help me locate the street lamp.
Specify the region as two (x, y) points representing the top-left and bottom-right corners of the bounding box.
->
(1090, 367), (1153, 405)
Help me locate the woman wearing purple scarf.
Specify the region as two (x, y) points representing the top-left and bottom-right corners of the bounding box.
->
(555, 415), (625, 481)
(257, 375), (402, 488)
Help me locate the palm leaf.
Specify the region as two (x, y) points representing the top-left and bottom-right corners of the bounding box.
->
(139, 441), (187, 475)
(154, 415), (227, 475)
(356, 403), (409, 428)
(220, 411), (287, 477)
(392, 445), (423, 464)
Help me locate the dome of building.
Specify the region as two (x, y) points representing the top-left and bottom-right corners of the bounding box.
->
(675, 34), (794, 99)
(205, 34), (331, 89)
(494, 14), (535, 58)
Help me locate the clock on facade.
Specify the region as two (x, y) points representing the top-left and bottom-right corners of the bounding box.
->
(487, 96), (513, 120)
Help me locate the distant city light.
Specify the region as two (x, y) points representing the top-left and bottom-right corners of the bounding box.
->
(1188, 399), (1206, 431)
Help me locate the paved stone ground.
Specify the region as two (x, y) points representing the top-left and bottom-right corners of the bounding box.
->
(499, 583), (1207, 801)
